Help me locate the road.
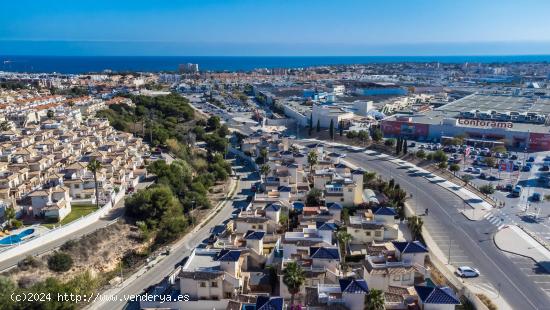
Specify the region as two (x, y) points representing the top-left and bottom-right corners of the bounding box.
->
(0, 180), (153, 271)
(91, 156), (257, 310)
(306, 141), (550, 309)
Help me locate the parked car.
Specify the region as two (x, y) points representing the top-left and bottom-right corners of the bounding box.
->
(456, 266), (480, 278)
(522, 165), (532, 172)
(505, 184), (514, 192)
(409, 142), (416, 147)
(510, 154), (518, 160)
(541, 165), (550, 172)
(511, 185), (523, 197)
(532, 192), (542, 202)
(527, 156), (536, 162)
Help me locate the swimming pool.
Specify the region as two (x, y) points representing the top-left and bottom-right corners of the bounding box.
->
(0, 228), (35, 245)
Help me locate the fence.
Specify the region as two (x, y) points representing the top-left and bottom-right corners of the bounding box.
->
(0, 185), (127, 266)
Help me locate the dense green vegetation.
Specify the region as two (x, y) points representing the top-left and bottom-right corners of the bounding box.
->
(0, 272), (99, 310)
(47, 252), (74, 273)
(97, 94), (231, 245)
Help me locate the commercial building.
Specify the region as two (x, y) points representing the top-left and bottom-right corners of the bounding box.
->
(381, 94), (550, 151)
(178, 63), (199, 73)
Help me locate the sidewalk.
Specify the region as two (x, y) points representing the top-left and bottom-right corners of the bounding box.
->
(343, 150), (492, 220)
(494, 225), (550, 272)
(405, 203), (512, 310)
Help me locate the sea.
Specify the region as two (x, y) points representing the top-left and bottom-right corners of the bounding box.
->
(1, 55), (550, 74)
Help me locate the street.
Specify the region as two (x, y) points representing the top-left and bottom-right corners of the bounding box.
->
(0, 179), (153, 271)
(91, 155), (257, 310)
(303, 140), (550, 310)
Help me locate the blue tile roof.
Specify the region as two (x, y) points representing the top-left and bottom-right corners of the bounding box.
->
(339, 278), (369, 294)
(215, 249), (242, 262)
(278, 186), (291, 192)
(392, 241), (429, 254)
(310, 247), (340, 260)
(327, 202), (343, 210)
(372, 206), (397, 216)
(415, 286), (460, 305)
(244, 230), (266, 240)
(256, 296), (284, 310)
(316, 222), (338, 231)
(211, 225), (226, 236)
(265, 203), (281, 212)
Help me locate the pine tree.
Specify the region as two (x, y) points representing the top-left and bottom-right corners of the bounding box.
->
(329, 119), (334, 139)
(339, 120), (344, 136)
(403, 139), (408, 154)
(316, 119), (321, 132)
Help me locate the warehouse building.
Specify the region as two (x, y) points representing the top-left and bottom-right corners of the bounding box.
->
(381, 94), (550, 151)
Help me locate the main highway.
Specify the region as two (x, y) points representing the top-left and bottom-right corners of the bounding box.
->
(92, 155), (257, 310)
(322, 142), (550, 310)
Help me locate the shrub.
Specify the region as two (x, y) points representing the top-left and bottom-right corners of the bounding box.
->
(122, 250), (148, 268)
(384, 138), (396, 147)
(17, 256), (41, 271)
(415, 150), (426, 159)
(432, 150), (448, 163)
(60, 240), (77, 252)
(479, 184), (495, 195)
(47, 252), (73, 272)
(11, 220), (23, 229)
(18, 276), (37, 289)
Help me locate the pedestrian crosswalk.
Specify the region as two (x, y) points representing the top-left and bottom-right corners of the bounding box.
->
(483, 212), (507, 230)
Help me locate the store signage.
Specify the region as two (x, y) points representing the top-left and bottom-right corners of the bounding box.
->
(458, 119), (513, 129)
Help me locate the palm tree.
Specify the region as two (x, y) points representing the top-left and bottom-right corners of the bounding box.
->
(407, 216), (424, 241)
(260, 164), (271, 181)
(283, 261), (306, 308)
(87, 159), (102, 209)
(337, 230), (352, 263)
(5, 206), (16, 228)
(365, 289), (385, 310)
(260, 147), (268, 164)
(307, 150), (318, 172)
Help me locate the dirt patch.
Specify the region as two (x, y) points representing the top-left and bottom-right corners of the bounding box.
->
(2, 220), (147, 286)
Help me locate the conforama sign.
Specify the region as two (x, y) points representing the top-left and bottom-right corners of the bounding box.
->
(458, 119), (513, 129)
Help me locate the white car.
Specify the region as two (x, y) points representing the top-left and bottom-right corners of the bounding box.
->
(456, 266), (480, 278)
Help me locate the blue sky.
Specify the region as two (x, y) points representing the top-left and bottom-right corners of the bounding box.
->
(1, 0), (550, 56)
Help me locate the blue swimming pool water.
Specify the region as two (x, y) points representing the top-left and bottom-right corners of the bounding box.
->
(0, 228), (35, 245)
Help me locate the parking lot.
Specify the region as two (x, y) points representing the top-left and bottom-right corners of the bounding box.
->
(409, 141), (550, 241)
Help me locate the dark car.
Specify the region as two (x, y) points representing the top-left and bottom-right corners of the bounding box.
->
(527, 156), (536, 162)
(510, 154), (518, 160)
(409, 142), (416, 147)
